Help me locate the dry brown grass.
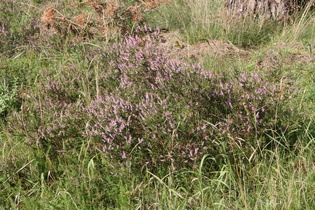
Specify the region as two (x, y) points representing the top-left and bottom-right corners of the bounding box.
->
(140, 0), (172, 10)
(40, 0), (172, 41)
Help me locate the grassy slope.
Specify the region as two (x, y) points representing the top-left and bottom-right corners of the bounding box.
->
(1, 0), (315, 209)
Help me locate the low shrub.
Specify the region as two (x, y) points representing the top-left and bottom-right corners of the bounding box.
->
(8, 26), (300, 173)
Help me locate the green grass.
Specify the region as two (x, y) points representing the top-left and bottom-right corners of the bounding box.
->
(1, 0), (315, 209)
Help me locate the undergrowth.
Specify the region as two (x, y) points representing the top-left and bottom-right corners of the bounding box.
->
(1, 0), (314, 209)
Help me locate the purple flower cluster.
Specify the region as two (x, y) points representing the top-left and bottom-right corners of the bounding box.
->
(81, 27), (215, 168)
(213, 72), (279, 139)
(83, 26), (288, 169)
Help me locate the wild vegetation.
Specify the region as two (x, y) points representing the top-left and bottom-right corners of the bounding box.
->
(1, 0), (315, 209)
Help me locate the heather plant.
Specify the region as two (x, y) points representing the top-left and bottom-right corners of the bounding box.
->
(83, 27), (300, 171)
(82, 29), (215, 170)
(8, 26), (300, 173)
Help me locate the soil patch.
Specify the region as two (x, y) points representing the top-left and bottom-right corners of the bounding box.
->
(157, 31), (242, 61)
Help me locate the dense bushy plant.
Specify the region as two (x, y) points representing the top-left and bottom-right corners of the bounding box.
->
(9, 26), (299, 172)
(84, 26), (298, 170)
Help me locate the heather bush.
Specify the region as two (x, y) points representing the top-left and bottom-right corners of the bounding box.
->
(8, 26), (299, 172)
(83, 27), (299, 170)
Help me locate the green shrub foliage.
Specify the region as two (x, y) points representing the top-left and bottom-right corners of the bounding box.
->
(9, 26), (299, 172)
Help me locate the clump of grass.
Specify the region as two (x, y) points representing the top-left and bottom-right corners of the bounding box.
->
(146, 0), (313, 47)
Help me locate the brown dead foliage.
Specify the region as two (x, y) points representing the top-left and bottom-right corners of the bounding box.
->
(140, 0), (172, 10)
(73, 14), (88, 29)
(127, 5), (143, 23)
(88, 0), (120, 17)
(41, 6), (55, 29)
(40, 0), (171, 41)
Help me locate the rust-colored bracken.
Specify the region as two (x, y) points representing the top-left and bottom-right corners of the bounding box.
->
(140, 0), (172, 10)
(40, 0), (171, 40)
(73, 14), (88, 29)
(41, 6), (55, 29)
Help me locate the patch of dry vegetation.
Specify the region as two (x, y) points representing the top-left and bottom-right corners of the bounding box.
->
(40, 0), (172, 41)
